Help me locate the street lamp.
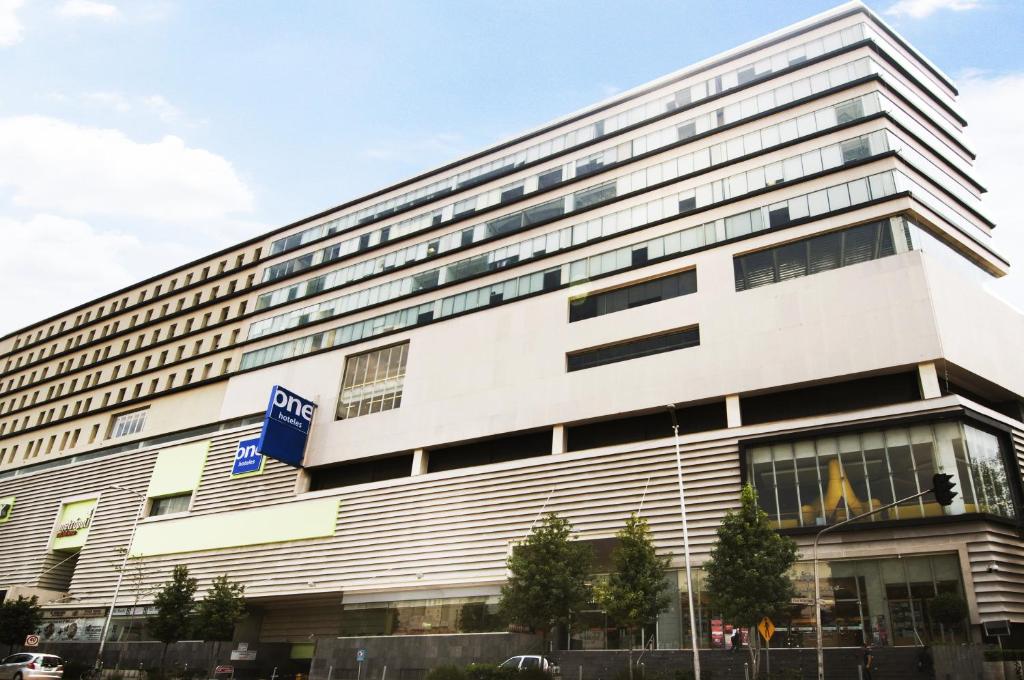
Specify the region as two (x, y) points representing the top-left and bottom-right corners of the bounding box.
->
(95, 484), (146, 671)
(666, 405), (701, 680)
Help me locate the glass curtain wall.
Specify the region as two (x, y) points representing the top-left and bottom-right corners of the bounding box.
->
(658, 553), (968, 649)
(748, 420), (1015, 529)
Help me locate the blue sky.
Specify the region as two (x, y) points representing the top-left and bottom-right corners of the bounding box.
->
(0, 0), (1022, 333)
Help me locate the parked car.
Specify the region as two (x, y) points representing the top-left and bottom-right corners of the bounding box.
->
(0, 654), (63, 680)
(499, 656), (559, 676)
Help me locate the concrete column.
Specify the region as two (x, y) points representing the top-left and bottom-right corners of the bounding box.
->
(411, 448), (428, 476)
(726, 394), (742, 428)
(293, 469), (312, 494)
(918, 361), (942, 399)
(551, 425), (566, 455)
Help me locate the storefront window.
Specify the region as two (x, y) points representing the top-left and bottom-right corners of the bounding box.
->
(660, 553), (968, 649)
(339, 597), (505, 636)
(748, 420), (1016, 529)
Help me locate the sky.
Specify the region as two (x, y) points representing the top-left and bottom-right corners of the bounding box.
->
(0, 0), (1022, 335)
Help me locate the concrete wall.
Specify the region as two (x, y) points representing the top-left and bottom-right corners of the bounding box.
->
(31, 640), (295, 679)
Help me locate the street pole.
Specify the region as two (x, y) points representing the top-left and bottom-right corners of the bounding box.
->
(813, 487), (932, 680)
(95, 484), (146, 671)
(667, 405), (701, 680)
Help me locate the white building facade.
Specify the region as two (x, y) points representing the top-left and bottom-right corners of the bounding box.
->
(0, 0), (1021, 661)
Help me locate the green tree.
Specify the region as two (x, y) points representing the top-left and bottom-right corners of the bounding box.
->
(704, 484), (798, 678)
(0, 596), (42, 654)
(148, 565), (198, 668)
(597, 514), (672, 679)
(193, 575), (246, 641)
(499, 513), (594, 649)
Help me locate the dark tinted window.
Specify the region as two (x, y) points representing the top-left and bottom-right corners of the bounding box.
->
(734, 219), (908, 291)
(567, 401), (727, 452)
(741, 372), (920, 425)
(428, 431), (551, 473)
(569, 270), (697, 322)
(309, 453), (413, 490)
(567, 327), (700, 372)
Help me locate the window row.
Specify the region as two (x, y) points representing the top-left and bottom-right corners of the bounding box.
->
(748, 419), (1015, 529)
(569, 270), (697, 322)
(2, 291), (249, 398)
(734, 217), (913, 291)
(5, 251), (259, 364)
(566, 327), (700, 372)
(259, 59), (881, 303)
(248, 128), (893, 342)
(267, 24), (870, 257)
(239, 170), (907, 371)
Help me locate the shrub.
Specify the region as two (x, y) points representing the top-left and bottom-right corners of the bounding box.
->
(516, 669), (551, 680)
(465, 664), (516, 680)
(426, 665), (468, 680)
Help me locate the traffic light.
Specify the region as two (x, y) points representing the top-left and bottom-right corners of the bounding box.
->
(933, 473), (958, 506)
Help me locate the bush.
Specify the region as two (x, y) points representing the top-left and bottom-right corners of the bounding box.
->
(516, 669), (551, 680)
(465, 664), (516, 680)
(426, 665), (467, 680)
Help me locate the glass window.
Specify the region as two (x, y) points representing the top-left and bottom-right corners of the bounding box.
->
(109, 409), (148, 439)
(569, 270), (697, 322)
(567, 327), (700, 372)
(749, 420), (1015, 529)
(337, 343), (409, 420)
(150, 493), (191, 516)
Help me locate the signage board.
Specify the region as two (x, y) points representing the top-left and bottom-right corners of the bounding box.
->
(51, 498), (98, 551)
(230, 650), (257, 661)
(983, 620), (1012, 637)
(215, 665), (234, 674)
(231, 438), (265, 477)
(356, 648), (368, 663)
(757, 617), (776, 642)
(257, 385), (317, 468)
(37, 616), (104, 642)
(0, 496), (14, 523)
(24, 635), (39, 647)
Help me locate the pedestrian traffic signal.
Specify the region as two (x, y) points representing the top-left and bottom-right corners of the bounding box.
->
(933, 473), (958, 506)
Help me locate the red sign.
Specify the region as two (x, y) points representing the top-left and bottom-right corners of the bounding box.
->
(215, 666), (233, 675)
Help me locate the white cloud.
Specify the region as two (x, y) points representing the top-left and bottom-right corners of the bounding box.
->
(0, 0), (24, 46)
(885, 0), (980, 19)
(55, 0), (121, 20)
(142, 94), (182, 124)
(957, 70), (1024, 310)
(0, 115), (253, 223)
(0, 214), (193, 333)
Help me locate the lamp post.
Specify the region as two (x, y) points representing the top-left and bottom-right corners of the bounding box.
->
(666, 405), (701, 680)
(95, 484), (146, 671)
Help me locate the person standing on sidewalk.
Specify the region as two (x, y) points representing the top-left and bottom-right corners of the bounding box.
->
(862, 642), (874, 680)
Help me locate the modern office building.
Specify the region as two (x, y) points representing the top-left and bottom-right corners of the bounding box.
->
(0, 0), (1021, 667)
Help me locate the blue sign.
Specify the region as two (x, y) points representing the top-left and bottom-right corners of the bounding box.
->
(257, 385), (317, 468)
(356, 649), (367, 663)
(231, 438), (265, 477)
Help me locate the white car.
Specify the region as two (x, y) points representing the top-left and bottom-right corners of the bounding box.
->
(499, 656), (559, 676)
(0, 654), (63, 680)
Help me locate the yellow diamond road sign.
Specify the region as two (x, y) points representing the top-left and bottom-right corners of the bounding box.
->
(757, 616), (775, 642)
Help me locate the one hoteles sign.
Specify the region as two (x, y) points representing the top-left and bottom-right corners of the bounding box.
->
(256, 385), (317, 468)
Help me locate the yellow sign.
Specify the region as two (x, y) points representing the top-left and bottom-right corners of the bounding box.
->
(51, 498), (97, 551)
(757, 616), (775, 642)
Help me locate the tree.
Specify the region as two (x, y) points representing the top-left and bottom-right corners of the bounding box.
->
(193, 575), (246, 641)
(499, 513), (594, 649)
(704, 484), (798, 678)
(148, 565), (198, 669)
(0, 596), (42, 654)
(597, 514), (672, 679)
(929, 592), (968, 640)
